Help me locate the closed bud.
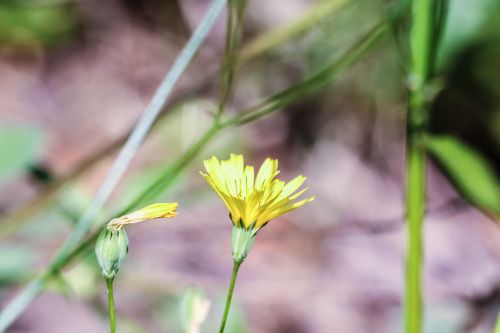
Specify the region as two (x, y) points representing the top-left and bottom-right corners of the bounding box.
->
(95, 227), (129, 280)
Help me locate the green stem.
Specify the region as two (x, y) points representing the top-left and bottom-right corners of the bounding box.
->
(405, 0), (434, 332)
(218, 261), (241, 333)
(106, 278), (116, 333)
(405, 138), (426, 333)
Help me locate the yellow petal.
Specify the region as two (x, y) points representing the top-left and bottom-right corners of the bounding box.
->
(107, 203), (178, 231)
(255, 158), (278, 190)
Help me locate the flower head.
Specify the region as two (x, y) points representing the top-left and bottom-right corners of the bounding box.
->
(200, 154), (314, 231)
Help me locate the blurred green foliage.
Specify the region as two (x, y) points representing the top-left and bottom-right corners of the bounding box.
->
(0, 1), (79, 50)
(438, 0), (500, 69)
(426, 135), (500, 215)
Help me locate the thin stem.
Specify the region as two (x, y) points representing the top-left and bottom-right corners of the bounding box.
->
(116, 123), (221, 214)
(404, 0), (434, 332)
(218, 261), (241, 333)
(217, 0), (247, 116)
(106, 278), (116, 333)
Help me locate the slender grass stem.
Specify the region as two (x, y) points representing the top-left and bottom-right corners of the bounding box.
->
(218, 261), (241, 333)
(106, 279), (116, 333)
(217, 0), (247, 116)
(404, 0), (434, 332)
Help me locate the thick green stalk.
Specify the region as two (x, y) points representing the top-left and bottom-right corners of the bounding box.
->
(405, 0), (433, 332)
(218, 261), (241, 333)
(405, 140), (426, 333)
(106, 279), (116, 333)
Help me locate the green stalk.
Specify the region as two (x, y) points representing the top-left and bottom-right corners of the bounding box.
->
(218, 261), (241, 333)
(404, 140), (426, 333)
(106, 278), (116, 333)
(405, 0), (434, 332)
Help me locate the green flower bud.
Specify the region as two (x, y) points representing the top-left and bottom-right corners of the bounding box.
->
(232, 226), (256, 263)
(95, 228), (129, 280)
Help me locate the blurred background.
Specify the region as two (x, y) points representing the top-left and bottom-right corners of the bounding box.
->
(0, 0), (500, 332)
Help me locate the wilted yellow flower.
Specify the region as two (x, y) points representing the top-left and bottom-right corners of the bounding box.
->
(201, 154), (314, 231)
(95, 203), (178, 280)
(107, 203), (178, 231)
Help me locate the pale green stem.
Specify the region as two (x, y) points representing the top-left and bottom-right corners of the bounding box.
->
(106, 278), (116, 333)
(218, 261), (242, 333)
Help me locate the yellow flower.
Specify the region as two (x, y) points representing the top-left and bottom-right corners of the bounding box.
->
(107, 203), (178, 231)
(201, 154), (314, 230)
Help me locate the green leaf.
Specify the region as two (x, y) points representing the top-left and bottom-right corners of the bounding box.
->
(426, 135), (500, 215)
(0, 125), (43, 184)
